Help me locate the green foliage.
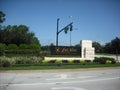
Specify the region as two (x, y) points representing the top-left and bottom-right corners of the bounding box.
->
(28, 44), (41, 50)
(0, 56), (43, 67)
(55, 60), (62, 64)
(0, 43), (41, 55)
(8, 44), (18, 50)
(80, 60), (85, 64)
(0, 24), (40, 45)
(92, 42), (104, 53)
(0, 56), (15, 67)
(94, 57), (116, 64)
(68, 60), (73, 64)
(19, 44), (28, 49)
(0, 43), (7, 56)
(104, 37), (120, 54)
(0, 11), (5, 23)
(106, 60), (112, 64)
(73, 60), (80, 63)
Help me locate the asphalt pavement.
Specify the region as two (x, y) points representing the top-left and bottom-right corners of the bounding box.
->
(0, 67), (120, 90)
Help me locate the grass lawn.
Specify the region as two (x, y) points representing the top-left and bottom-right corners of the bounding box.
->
(0, 63), (120, 70)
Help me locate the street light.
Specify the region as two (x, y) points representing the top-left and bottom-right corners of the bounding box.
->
(56, 18), (59, 46)
(69, 16), (72, 46)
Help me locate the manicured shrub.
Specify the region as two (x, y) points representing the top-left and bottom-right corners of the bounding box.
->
(0, 43), (7, 56)
(14, 56), (43, 65)
(55, 60), (62, 66)
(49, 59), (56, 63)
(28, 44), (41, 50)
(8, 44), (18, 50)
(68, 60), (73, 64)
(106, 60), (112, 64)
(80, 60), (85, 64)
(0, 56), (15, 67)
(62, 60), (68, 63)
(93, 57), (116, 64)
(40, 51), (50, 56)
(85, 60), (91, 64)
(73, 60), (80, 63)
(19, 44), (28, 49)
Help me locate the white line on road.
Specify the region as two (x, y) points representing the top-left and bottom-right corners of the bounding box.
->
(63, 77), (120, 84)
(52, 87), (86, 90)
(46, 75), (95, 81)
(0, 77), (120, 86)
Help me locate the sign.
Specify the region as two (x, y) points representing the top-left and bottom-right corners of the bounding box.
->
(50, 46), (81, 55)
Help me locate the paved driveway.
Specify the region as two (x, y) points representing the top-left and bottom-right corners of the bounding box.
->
(0, 67), (120, 90)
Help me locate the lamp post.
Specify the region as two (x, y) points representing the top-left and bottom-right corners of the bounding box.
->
(69, 16), (72, 46)
(56, 18), (59, 46)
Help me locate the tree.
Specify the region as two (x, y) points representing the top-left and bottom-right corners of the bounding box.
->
(111, 37), (120, 54)
(0, 43), (7, 56)
(92, 42), (104, 53)
(104, 37), (120, 54)
(0, 25), (40, 45)
(0, 11), (40, 46)
(0, 11), (5, 23)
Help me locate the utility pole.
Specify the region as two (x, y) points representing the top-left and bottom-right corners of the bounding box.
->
(56, 18), (59, 46)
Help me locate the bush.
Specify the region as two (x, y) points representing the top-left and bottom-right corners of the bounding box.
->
(93, 57), (116, 64)
(14, 56), (43, 65)
(28, 44), (41, 50)
(0, 56), (15, 67)
(80, 60), (85, 64)
(85, 60), (92, 64)
(73, 60), (80, 63)
(42, 60), (49, 64)
(68, 60), (73, 64)
(62, 60), (68, 63)
(19, 44), (28, 49)
(8, 44), (18, 50)
(55, 60), (62, 65)
(0, 43), (7, 56)
(106, 60), (112, 64)
(49, 59), (56, 63)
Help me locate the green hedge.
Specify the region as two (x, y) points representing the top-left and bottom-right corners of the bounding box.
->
(93, 57), (116, 64)
(0, 43), (41, 56)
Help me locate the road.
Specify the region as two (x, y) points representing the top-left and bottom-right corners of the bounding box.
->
(0, 67), (120, 90)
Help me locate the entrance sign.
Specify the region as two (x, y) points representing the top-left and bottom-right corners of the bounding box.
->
(51, 46), (81, 55)
(81, 40), (95, 59)
(48, 40), (95, 61)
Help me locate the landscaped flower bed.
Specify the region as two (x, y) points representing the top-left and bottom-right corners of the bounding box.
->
(0, 56), (118, 67)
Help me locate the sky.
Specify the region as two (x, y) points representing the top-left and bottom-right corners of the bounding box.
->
(0, 0), (120, 46)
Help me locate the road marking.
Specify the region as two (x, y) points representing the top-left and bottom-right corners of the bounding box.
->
(0, 77), (119, 86)
(46, 75), (94, 81)
(46, 74), (72, 80)
(78, 76), (95, 79)
(60, 74), (67, 79)
(60, 77), (120, 84)
(52, 87), (86, 90)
